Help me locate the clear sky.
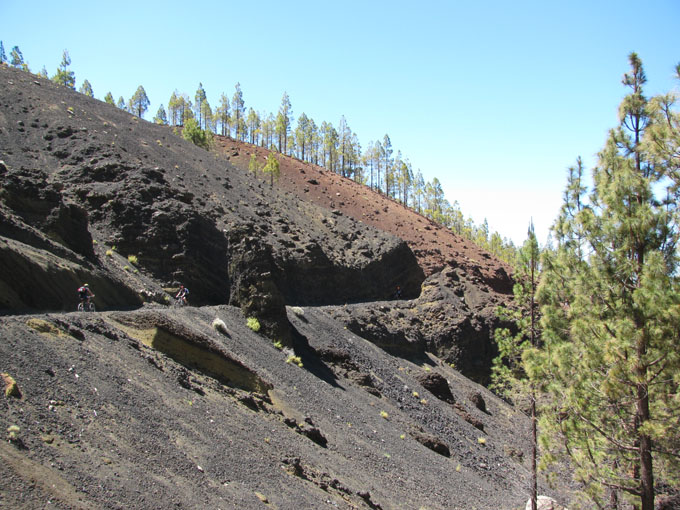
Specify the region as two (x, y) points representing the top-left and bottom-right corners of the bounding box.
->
(2, 0), (679, 245)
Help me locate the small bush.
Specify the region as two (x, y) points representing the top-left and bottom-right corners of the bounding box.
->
(477, 437), (487, 445)
(286, 355), (303, 367)
(291, 306), (304, 316)
(273, 340), (283, 350)
(123, 265), (130, 271)
(380, 410), (389, 419)
(105, 249), (113, 257)
(246, 317), (261, 332)
(127, 254), (138, 265)
(7, 425), (20, 441)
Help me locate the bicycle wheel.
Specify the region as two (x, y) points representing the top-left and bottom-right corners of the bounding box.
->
(87, 302), (96, 312)
(77, 302), (84, 312)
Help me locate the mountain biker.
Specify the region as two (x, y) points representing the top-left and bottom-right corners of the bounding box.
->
(78, 283), (94, 307)
(175, 284), (189, 305)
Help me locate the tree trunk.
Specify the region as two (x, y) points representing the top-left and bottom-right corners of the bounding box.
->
(637, 380), (654, 510)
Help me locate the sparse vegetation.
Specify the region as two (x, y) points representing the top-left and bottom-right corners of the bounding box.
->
(7, 425), (20, 441)
(2, 373), (20, 398)
(105, 249), (113, 257)
(380, 410), (389, 419)
(290, 306), (304, 316)
(286, 355), (303, 367)
(246, 317), (261, 332)
(127, 254), (138, 265)
(273, 340), (283, 350)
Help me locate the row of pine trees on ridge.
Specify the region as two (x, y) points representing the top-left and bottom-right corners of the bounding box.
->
(0, 42), (517, 263)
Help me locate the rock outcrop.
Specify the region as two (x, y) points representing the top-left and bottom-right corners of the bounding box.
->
(0, 65), (424, 317)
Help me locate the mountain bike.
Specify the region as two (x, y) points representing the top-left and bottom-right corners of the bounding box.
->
(77, 297), (96, 312)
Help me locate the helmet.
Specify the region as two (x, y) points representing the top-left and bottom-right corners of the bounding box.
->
(83, 283), (89, 287)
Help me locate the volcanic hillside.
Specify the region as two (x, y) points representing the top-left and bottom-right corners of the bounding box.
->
(0, 65), (572, 510)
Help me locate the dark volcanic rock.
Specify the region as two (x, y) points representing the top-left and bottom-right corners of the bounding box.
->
(0, 65), (423, 311)
(1, 165), (94, 259)
(416, 370), (456, 404)
(329, 264), (503, 384)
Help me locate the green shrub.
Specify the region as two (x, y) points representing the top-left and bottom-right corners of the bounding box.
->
(246, 317), (261, 332)
(273, 340), (283, 350)
(7, 425), (20, 440)
(286, 355), (303, 367)
(105, 249), (113, 257)
(127, 254), (138, 265)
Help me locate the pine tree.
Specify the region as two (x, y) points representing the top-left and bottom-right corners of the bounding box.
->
(262, 152), (280, 186)
(321, 122), (338, 172)
(261, 113), (275, 149)
(194, 83), (207, 129)
(153, 105), (168, 125)
(295, 113), (311, 161)
(182, 118), (212, 149)
(130, 85), (150, 118)
(0, 41), (6, 65)
(535, 54), (680, 510)
(382, 134), (393, 197)
(10, 45), (25, 69)
(246, 108), (261, 145)
(79, 79), (94, 97)
(117, 96), (126, 110)
(216, 93), (230, 136)
(248, 153), (261, 177)
(493, 223), (541, 510)
(103, 92), (115, 105)
(168, 92), (180, 126)
(231, 82), (246, 141)
(52, 50), (75, 88)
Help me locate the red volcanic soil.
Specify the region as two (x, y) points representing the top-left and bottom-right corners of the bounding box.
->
(214, 136), (512, 292)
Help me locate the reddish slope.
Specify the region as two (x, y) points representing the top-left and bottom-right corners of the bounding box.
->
(214, 136), (513, 294)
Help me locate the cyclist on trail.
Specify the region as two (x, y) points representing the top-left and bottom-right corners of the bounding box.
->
(175, 284), (189, 305)
(78, 283), (94, 307)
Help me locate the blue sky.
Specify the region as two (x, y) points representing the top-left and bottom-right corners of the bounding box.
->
(2, 0), (679, 245)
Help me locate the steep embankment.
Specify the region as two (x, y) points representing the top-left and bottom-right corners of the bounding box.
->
(1, 305), (545, 510)
(215, 137), (514, 383)
(0, 64), (423, 343)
